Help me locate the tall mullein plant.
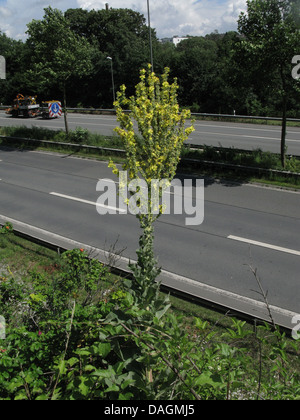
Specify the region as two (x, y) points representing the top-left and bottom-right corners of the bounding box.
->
(109, 65), (194, 307)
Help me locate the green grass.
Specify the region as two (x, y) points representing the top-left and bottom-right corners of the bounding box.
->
(1, 125), (299, 188)
(0, 231), (228, 329)
(0, 125), (124, 149)
(182, 145), (300, 172)
(0, 233), (59, 273)
(0, 230), (294, 337)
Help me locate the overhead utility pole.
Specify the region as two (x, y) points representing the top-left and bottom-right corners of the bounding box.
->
(147, 0), (154, 69)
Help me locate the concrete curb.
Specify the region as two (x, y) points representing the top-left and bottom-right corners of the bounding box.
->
(0, 215), (297, 331)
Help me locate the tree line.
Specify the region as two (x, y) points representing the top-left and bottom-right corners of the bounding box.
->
(0, 1), (299, 120)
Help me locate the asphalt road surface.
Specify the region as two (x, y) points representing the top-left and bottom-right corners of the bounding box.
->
(0, 148), (299, 328)
(1, 111), (300, 155)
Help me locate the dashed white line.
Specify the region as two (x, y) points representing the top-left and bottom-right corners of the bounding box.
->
(49, 192), (126, 213)
(228, 235), (300, 256)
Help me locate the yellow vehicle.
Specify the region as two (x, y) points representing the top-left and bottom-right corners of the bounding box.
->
(6, 94), (40, 118)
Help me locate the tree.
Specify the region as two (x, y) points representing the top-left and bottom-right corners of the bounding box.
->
(169, 37), (219, 112)
(238, 0), (300, 167)
(108, 66), (194, 305)
(65, 7), (158, 107)
(26, 7), (94, 135)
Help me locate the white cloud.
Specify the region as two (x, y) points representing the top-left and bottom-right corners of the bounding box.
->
(0, 0), (75, 38)
(0, 0), (247, 40)
(78, 0), (247, 37)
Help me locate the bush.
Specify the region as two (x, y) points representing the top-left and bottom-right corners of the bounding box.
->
(69, 127), (89, 144)
(0, 222), (13, 234)
(0, 246), (299, 400)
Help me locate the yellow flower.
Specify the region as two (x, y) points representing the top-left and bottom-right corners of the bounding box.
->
(108, 65), (194, 217)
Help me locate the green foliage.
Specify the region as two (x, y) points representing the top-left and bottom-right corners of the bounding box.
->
(1, 3), (300, 397)
(0, 223), (13, 235)
(111, 66), (194, 185)
(1, 4), (300, 115)
(25, 6), (94, 134)
(65, 7), (155, 106)
(0, 240), (299, 400)
(69, 127), (89, 144)
(237, 0), (300, 165)
(26, 7), (94, 91)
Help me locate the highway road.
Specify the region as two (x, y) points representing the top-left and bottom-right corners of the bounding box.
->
(1, 111), (300, 155)
(0, 148), (299, 328)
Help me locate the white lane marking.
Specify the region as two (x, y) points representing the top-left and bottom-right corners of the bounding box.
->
(228, 235), (300, 256)
(50, 192), (126, 213)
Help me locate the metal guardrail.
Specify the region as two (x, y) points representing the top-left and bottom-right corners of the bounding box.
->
(55, 109), (300, 123)
(1, 106), (300, 123)
(1, 135), (300, 180)
(0, 135), (126, 155)
(191, 112), (300, 123)
(188, 143), (300, 160)
(0, 219), (296, 332)
(183, 157), (300, 178)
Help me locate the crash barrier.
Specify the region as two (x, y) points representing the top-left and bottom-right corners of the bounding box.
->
(0, 135), (299, 181)
(1, 106), (300, 123)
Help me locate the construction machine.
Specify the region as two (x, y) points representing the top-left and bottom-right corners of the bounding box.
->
(6, 95), (62, 119)
(6, 94), (40, 118)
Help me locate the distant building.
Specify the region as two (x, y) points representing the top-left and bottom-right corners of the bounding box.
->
(160, 37), (173, 44)
(159, 36), (189, 46)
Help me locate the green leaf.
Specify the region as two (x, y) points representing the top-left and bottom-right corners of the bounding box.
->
(57, 360), (67, 375)
(90, 342), (111, 358)
(195, 373), (223, 389)
(67, 357), (79, 367)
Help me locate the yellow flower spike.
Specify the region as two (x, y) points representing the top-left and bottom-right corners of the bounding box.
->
(109, 64), (194, 217)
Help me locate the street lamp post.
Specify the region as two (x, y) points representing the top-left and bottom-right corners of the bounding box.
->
(147, 0), (154, 69)
(107, 56), (116, 105)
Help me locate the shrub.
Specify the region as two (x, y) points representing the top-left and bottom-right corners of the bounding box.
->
(0, 222), (13, 234)
(69, 127), (89, 144)
(0, 246), (299, 400)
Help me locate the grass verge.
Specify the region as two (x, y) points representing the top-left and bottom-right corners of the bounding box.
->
(0, 230), (231, 331)
(0, 125), (299, 189)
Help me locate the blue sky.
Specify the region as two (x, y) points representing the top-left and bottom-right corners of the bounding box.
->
(0, 0), (247, 39)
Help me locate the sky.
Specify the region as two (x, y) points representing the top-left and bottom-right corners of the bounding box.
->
(0, 0), (247, 40)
